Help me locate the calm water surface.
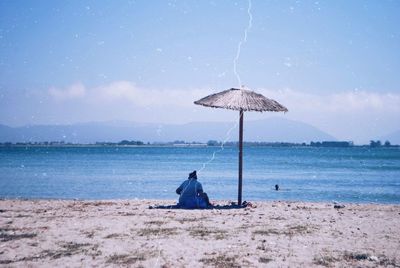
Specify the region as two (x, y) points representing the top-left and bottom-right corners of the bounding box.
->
(0, 146), (399, 203)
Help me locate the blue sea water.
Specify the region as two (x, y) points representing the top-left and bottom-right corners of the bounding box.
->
(0, 146), (399, 204)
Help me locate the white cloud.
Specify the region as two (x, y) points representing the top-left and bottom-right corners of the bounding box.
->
(49, 82), (400, 115)
(258, 88), (400, 114)
(48, 83), (86, 100)
(50, 81), (210, 107)
(47, 82), (400, 142)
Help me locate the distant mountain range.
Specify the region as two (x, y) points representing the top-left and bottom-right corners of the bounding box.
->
(0, 118), (337, 143)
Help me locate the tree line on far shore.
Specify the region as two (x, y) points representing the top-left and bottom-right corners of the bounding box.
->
(369, 140), (391, 147)
(0, 139), (398, 147)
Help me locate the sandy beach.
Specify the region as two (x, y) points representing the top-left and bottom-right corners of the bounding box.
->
(0, 199), (399, 267)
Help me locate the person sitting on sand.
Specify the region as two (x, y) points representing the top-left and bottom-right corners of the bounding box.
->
(176, 170), (211, 209)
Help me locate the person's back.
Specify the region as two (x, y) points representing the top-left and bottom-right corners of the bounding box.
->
(176, 171), (209, 209)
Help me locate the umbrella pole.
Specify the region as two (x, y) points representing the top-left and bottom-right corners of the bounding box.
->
(238, 109), (244, 206)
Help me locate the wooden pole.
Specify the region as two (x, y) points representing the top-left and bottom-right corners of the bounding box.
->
(238, 109), (244, 206)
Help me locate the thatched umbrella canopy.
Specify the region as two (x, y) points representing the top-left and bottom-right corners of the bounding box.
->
(194, 87), (288, 205)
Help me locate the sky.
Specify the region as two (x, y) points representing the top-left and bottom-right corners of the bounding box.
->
(0, 0), (399, 143)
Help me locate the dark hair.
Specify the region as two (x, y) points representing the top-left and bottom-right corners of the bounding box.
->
(189, 170), (197, 179)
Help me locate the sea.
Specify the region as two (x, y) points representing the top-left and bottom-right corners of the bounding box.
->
(0, 146), (399, 204)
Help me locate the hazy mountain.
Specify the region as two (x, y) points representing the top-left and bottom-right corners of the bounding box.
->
(379, 130), (400, 145)
(0, 118), (336, 143)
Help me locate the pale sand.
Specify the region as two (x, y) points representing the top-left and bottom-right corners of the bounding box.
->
(0, 200), (399, 267)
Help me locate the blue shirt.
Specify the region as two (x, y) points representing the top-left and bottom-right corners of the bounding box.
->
(176, 179), (206, 209)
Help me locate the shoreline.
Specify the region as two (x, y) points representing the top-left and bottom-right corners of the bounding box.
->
(2, 144), (400, 148)
(1, 197), (400, 206)
(1, 199), (399, 267)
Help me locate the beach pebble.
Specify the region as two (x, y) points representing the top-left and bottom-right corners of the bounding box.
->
(368, 255), (379, 262)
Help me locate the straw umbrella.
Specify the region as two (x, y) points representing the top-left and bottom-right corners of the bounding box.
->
(194, 88), (288, 205)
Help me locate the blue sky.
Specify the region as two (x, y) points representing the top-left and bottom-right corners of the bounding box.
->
(1, 0), (400, 142)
